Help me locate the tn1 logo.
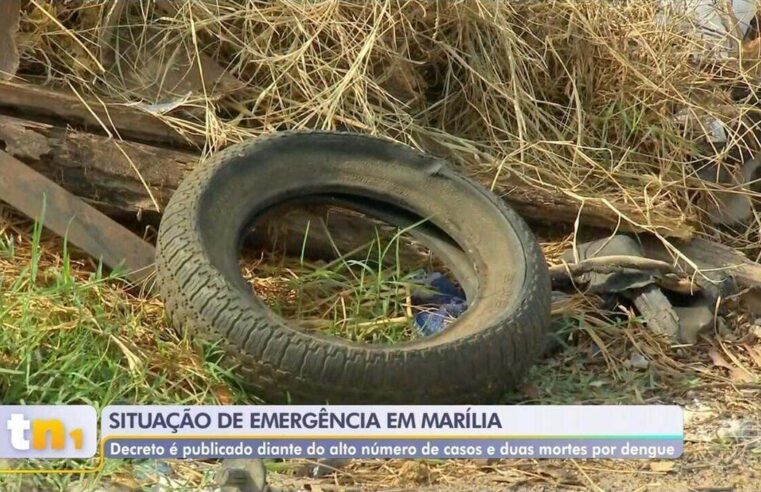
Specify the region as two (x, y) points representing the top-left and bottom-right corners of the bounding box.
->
(6, 414), (84, 451)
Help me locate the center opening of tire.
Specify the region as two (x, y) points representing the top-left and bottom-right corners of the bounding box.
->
(238, 201), (469, 344)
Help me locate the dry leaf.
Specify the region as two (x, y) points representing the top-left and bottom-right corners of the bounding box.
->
(109, 334), (142, 373)
(708, 347), (733, 370)
(719, 343), (756, 382)
(212, 384), (235, 405)
(729, 367), (754, 383)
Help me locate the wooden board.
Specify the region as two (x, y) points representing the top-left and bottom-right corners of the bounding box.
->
(0, 81), (205, 149)
(0, 149), (155, 284)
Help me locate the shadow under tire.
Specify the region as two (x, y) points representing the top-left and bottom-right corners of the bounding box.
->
(155, 131), (551, 403)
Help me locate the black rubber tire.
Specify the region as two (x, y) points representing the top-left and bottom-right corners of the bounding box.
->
(155, 131), (551, 403)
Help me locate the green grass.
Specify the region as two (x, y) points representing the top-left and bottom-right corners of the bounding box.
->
(0, 228), (243, 407)
(0, 221), (246, 491)
(243, 218), (458, 344)
(0, 212), (458, 489)
(0, 209), (462, 489)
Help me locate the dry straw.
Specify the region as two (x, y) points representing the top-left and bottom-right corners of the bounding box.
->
(14, 0), (761, 251)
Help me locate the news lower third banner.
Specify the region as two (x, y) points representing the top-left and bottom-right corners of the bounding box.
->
(101, 405), (683, 460)
(0, 406), (98, 458)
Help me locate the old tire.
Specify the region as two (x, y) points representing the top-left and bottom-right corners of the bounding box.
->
(156, 131), (551, 403)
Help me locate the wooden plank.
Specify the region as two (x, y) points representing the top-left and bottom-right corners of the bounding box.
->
(641, 236), (761, 292)
(0, 81), (205, 149)
(0, 149), (155, 284)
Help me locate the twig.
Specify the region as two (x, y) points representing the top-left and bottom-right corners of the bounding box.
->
(549, 255), (700, 294)
(550, 255), (679, 278)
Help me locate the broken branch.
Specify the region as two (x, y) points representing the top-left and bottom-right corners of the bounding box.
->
(549, 254), (700, 295)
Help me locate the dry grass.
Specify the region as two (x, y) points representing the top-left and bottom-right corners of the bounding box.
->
(266, 301), (760, 490)
(13, 0), (761, 250)
(5, 1), (761, 490)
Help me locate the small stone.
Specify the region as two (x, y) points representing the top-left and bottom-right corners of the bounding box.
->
(674, 304), (714, 344)
(629, 351), (649, 370)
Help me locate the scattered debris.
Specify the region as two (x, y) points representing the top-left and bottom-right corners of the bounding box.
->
(410, 271), (467, 336)
(660, 0), (756, 60)
(624, 284), (680, 339)
(640, 237), (756, 304)
(559, 236), (654, 293)
(556, 236), (685, 340)
(551, 237), (702, 297)
(552, 235), (744, 344)
(716, 418), (759, 442)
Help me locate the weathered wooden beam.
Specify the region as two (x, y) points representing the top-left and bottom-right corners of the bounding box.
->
(0, 0), (20, 80)
(0, 81), (205, 149)
(0, 76), (701, 243)
(641, 236), (761, 293)
(0, 114), (196, 213)
(490, 178), (697, 240)
(0, 115), (421, 262)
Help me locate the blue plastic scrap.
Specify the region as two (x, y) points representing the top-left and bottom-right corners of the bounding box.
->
(409, 271), (467, 336)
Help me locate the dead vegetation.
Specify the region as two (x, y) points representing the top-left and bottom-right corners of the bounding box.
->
(1, 0), (761, 490)
(13, 0), (761, 243)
